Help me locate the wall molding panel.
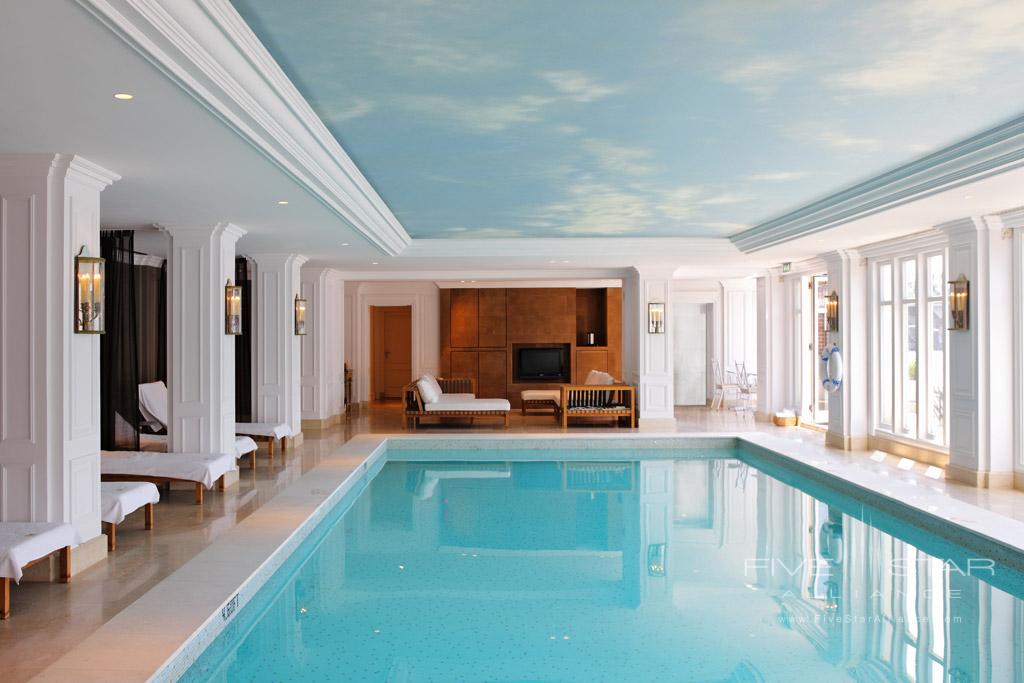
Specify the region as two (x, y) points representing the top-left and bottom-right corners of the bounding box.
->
(0, 154), (118, 543)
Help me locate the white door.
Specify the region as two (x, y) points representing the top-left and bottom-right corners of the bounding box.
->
(673, 302), (707, 405)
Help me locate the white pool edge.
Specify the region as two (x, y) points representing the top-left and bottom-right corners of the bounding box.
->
(29, 431), (1024, 682)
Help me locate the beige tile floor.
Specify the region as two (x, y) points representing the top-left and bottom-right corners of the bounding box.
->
(3, 403), (1023, 682)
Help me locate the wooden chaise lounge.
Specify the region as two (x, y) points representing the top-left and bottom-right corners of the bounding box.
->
(404, 376), (511, 429)
(100, 450), (237, 505)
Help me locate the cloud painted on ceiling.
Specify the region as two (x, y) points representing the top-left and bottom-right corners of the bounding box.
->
(232, 0), (1024, 239)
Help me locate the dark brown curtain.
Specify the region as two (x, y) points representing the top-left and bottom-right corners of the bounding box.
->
(100, 230), (141, 450)
(235, 256), (253, 422)
(134, 261), (165, 384)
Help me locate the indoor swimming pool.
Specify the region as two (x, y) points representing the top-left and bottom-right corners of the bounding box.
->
(182, 446), (1024, 682)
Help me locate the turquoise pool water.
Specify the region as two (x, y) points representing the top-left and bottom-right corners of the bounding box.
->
(183, 448), (1024, 682)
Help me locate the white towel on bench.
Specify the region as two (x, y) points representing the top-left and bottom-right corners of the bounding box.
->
(101, 482), (160, 525)
(235, 422), (292, 440)
(101, 451), (236, 489)
(0, 523), (82, 583)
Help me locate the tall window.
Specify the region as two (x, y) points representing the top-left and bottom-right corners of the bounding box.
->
(874, 251), (947, 447)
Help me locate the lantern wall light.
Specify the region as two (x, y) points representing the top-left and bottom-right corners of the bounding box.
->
(294, 294), (307, 335)
(74, 246), (105, 334)
(647, 302), (665, 334)
(825, 291), (840, 333)
(948, 274), (969, 331)
(225, 279), (242, 335)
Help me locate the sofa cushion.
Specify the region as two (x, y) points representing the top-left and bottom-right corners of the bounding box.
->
(584, 369), (616, 385)
(522, 389), (561, 406)
(417, 376), (441, 404)
(423, 398), (511, 412)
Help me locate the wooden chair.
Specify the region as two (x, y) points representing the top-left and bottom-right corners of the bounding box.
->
(560, 383), (636, 428)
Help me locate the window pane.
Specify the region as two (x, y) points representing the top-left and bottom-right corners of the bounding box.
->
(880, 304), (893, 427)
(903, 302), (918, 437)
(927, 254), (943, 298)
(905, 545), (919, 640)
(880, 263), (893, 302)
(902, 259), (917, 301)
(927, 301), (945, 443)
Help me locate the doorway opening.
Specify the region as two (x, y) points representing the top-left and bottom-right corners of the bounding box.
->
(803, 274), (830, 426)
(672, 301), (708, 406)
(370, 305), (412, 402)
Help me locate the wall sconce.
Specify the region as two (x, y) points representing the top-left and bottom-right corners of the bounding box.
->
(825, 291), (840, 333)
(647, 543), (666, 577)
(74, 246), (105, 334)
(294, 294), (307, 335)
(225, 279), (242, 335)
(948, 274), (969, 331)
(647, 302), (665, 334)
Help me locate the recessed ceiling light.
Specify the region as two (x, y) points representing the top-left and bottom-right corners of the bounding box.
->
(113, 93), (134, 101)
(276, 200), (289, 205)
(460, 280), (466, 283)
(341, 242), (350, 246)
(548, 260), (557, 264)
(371, 261), (379, 265)
(561, 260), (570, 264)
(964, 194), (975, 200)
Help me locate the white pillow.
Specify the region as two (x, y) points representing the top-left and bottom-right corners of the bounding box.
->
(423, 373), (444, 397)
(417, 376), (441, 404)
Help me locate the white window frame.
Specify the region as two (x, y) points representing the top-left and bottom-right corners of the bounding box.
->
(867, 236), (950, 451)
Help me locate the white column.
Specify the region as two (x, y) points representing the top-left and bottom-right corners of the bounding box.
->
(251, 253), (308, 444)
(624, 267), (675, 428)
(164, 224), (245, 456)
(822, 249), (868, 450)
(939, 216), (1014, 487)
(299, 267), (345, 430)
(756, 268), (787, 418)
(0, 154), (118, 563)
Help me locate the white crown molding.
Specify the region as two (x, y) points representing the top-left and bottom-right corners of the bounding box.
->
(855, 228), (948, 260)
(731, 115), (1024, 253)
(435, 278), (623, 289)
(76, 0), (410, 255)
(402, 236), (741, 262)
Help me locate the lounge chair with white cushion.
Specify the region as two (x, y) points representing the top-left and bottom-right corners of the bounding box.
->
(100, 481), (160, 551)
(0, 523), (81, 619)
(404, 374), (510, 429)
(234, 422), (292, 463)
(101, 450), (237, 505)
(139, 381), (287, 465)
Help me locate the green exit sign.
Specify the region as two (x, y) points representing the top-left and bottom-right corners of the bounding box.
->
(782, 262), (792, 273)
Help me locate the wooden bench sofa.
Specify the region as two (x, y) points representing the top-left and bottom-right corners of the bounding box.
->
(404, 376), (511, 429)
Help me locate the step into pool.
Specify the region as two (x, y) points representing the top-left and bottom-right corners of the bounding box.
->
(182, 446), (1023, 682)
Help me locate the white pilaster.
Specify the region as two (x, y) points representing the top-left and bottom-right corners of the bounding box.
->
(624, 267), (675, 428)
(164, 224), (245, 456)
(822, 249), (868, 450)
(939, 216), (1014, 487)
(756, 268), (787, 418)
(251, 253), (308, 442)
(300, 267), (345, 430)
(0, 154), (118, 548)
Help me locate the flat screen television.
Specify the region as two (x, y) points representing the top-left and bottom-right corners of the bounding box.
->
(515, 346), (568, 381)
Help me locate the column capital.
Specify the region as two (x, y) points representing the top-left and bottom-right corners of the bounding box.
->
(817, 248), (860, 269)
(935, 216), (987, 237)
(0, 153), (120, 190)
(163, 222), (247, 243)
(249, 252), (310, 269)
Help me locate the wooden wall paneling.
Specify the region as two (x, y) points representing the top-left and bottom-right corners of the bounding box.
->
(450, 288), (479, 348)
(506, 288), (576, 342)
(450, 350), (479, 390)
(478, 350), (506, 398)
(606, 288), (622, 379)
(575, 348), (609, 384)
(439, 289), (451, 375)
(478, 288), (506, 348)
